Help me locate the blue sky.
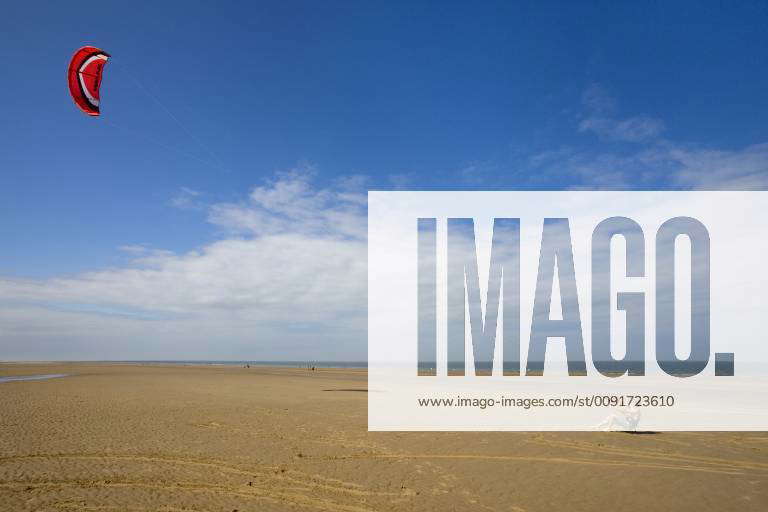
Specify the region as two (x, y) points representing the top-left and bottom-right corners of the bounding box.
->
(0, 1), (767, 359)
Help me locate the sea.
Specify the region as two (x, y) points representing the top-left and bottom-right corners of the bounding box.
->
(117, 360), (369, 369)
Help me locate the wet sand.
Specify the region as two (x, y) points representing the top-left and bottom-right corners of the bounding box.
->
(0, 363), (766, 511)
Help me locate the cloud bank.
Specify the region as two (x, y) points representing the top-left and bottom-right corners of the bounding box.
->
(0, 169), (367, 360)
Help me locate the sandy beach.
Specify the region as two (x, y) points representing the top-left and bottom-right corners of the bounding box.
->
(0, 363), (765, 511)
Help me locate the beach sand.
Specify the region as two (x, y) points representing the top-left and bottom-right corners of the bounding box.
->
(0, 363), (766, 511)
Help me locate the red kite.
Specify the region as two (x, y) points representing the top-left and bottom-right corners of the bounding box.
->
(68, 46), (110, 116)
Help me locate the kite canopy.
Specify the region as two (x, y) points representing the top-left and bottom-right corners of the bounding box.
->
(68, 46), (110, 116)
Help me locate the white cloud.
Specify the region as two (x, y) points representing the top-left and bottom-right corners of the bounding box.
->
(529, 84), (768, 189)
(0, 169), (367, 360)
(527, 141), (768, 191)
(208, 167), (366, 239)
(387, 173), (414, 189)
(667, 142), (768, 189)
(170, 186), (202, 209)
(578, 116), (666, 143)
(578, 83), (665, 143)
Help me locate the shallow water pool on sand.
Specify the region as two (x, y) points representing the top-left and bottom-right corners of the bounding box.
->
(0, 374), (68, 383)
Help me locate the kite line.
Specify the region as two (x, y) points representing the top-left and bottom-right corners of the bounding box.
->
(111, 61), (230, 173)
